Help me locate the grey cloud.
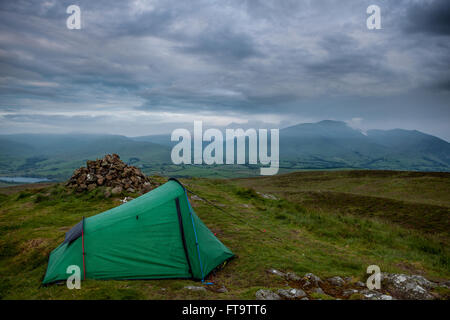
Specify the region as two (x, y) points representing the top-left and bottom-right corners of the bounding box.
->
(179, 28), (262, 62)
(1, 113), (107, 124)
(0, 0), (449, 140)
(404, 0), (450, 36)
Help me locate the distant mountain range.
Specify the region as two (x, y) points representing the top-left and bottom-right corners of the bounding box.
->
(0, 134), (171, 180)
(0, 120), (449, 180)
(278, 120), (450, 171)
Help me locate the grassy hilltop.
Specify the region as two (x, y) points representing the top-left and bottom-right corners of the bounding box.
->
(0, 170), (449, 299)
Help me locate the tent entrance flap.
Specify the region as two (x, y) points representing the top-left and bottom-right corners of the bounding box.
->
(175, 197), (193, 278)
(63, 220), (83, 245)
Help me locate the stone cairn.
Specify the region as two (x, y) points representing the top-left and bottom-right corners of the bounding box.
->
(66, 154), (156, 195)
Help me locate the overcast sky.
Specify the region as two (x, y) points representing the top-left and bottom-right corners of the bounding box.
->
(0, 0), (449, 139)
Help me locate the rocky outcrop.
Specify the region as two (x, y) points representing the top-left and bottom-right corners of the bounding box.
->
(277, 288), (306, 299)
(303, 273), (322, 287)
(359, 289), (394, 300)
(66, 154), (157, 194)
(255, 289), (281, 300)
(327, 276), (345, 287)
(266, 269), (286, 277)
(263, 268), (447, 300)
(380, 273), (437, 300)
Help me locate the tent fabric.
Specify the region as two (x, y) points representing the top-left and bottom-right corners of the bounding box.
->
(42, 179), (234, 285)
(62, 220), (83, 245)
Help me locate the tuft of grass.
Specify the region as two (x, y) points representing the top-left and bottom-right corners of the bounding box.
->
(433, 286), (450, 300)
(310, 292), (335, 300)
(234, 187), (259, 199)
(16, 191), (33, 200)
(348, 293), (365, 300)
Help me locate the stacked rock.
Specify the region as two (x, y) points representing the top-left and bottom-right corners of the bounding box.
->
(66, 154), (155, 194)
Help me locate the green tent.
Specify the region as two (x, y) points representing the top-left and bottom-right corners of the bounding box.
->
(42, 178), (233, 285)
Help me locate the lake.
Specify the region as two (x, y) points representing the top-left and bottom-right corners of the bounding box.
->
(0, 176), (51, 183)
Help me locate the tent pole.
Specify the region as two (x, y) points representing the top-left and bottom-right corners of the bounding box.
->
(82, 216), (86, 280)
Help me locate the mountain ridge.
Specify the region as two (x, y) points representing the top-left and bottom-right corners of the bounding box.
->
(0, 120), (449, 179)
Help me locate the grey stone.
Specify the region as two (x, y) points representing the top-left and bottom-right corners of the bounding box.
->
(216, 286), (228, 293)
(327, 276), (345, 287)
(312, 287), (325, 295)
(184, 286), (206, 292)
(277, 288), (306, 299)
(360, 289), (394, 300)
(267, 269), (286, 278)
(190, 195), (204, 201)
(343, 289), (359, 297)
(255, 289), (281, 300)
(111, 186), (123, 195)
(356, 281), (366, 288)
(381, 273), (436, 300)
(256, 192), (278, 200)
(285, 272), (301, 281)
(304, 273), (322, 286)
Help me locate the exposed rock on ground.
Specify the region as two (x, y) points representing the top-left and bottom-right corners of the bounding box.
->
(256, 192), (278, 200)
(255, 289), (281, 300)
(190, 194), (204, 202)
(277, 288), (306, 299)
(355, 281), (366, 288)
(360, 289), (394, 300)
(266, 269), (286, 278)
(380, 273), (437, 300)
(312, 287), (325, 295)
(215, 286), (228, 293)
(262, 269), (448, 300)
(327, 276), (345, 287)
(285, 272), (301, 282)
(304, 273), (322, 287)
(184, 286), (207, 292)
(66, 154), (158, 194)
(342, 289), (359, 297)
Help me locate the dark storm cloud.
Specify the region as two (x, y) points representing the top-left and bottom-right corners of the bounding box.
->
(0, 0), (449, 139)
(404, 0), (450, 35)
(431, 78), (450, 92)
(304, 33), (390, 79)
(179, 28), (262, 62)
